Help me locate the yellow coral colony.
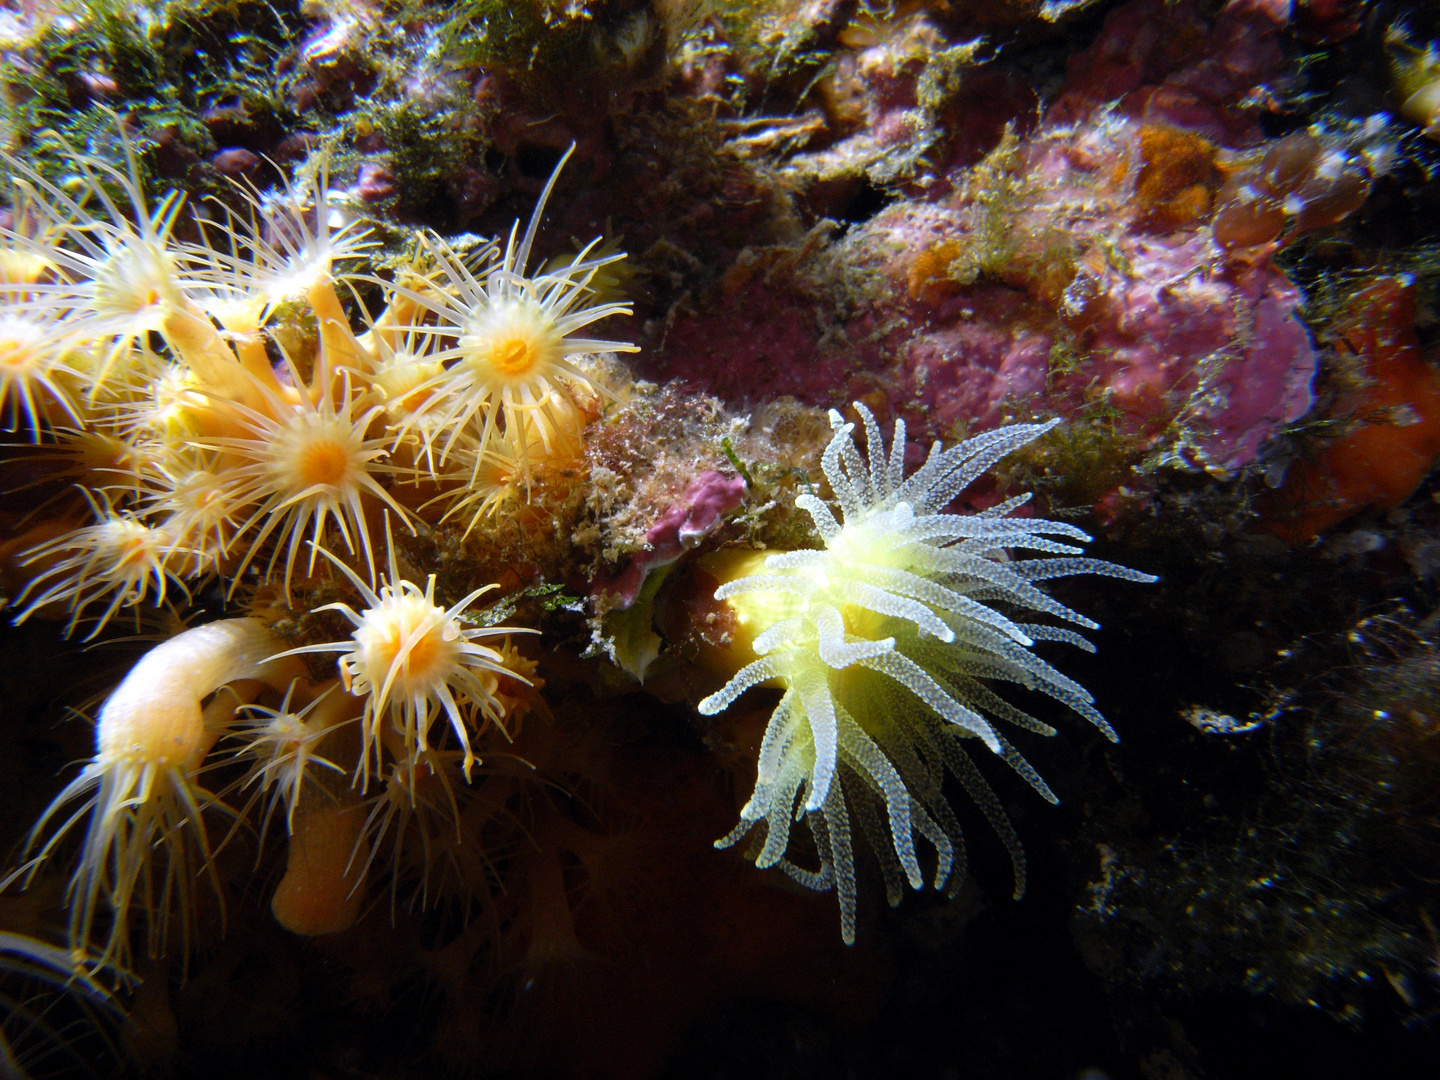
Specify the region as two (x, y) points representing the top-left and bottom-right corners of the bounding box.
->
(0, 126), (618, 963)
(3, 127), (617, 634)
(699, 405), (1156, 943)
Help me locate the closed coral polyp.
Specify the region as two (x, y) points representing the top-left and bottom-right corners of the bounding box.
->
(270, 793), (368, 937)
(10, 618), (296, 968)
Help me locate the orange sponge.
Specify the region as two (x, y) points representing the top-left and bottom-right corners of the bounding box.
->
(1264, 277), (1440, 543)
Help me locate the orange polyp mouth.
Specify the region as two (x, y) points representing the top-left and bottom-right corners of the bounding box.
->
(297, 439), (352, 487)
(474, 457), (514, 487)
(400, 385), (435, 413)
(364, 603), (447, 686)
(0, 322), (41, 368)
(115, 537), (152, 572)
(119, 283), (163, 318)
(490, 336), (538, 376)
(0, 250), (51, 285)
(403, 626), (442, 676)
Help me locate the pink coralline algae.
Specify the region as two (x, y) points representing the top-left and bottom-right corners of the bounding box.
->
(595, 470), (748, 609)
(651, 0), (1347, 481)
(1077, 233), (1314, 473)
(833, 123), (1318, 475)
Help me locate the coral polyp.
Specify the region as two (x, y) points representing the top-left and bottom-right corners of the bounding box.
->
(14, 498), (186, 640)
(3, 136), (190, 398)
(393, 146), (639, 470)
(228, 681), (351, 838)
(188, 155), (377, 331)
(281, 524), (536, 785)
(700, 404), (1155, 941)
(5, 618), (292, 971)
(200, 368), (412, 600)
(0, 309), (80, 437)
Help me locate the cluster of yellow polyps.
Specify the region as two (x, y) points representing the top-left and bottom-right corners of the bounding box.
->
(2, 131), (632, 637)
(0, 125), (623, 970)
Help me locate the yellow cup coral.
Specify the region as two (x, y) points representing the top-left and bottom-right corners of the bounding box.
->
(3, 136), (189, 400)
(279, 518), (537, 786)
(699, 404), (1156, 942)
(0, 307), (82, 437)
(2, 119), (633, 640)
(386, 145), (638, 473)
(13, 492), (189, 640)
(198, 365), (414, 601)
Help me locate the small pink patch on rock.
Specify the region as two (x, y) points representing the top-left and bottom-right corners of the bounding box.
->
(656, 279), (846, 405)
(595, 471), (749, 609)
(901, 287), (1055, 433)
(354, 163), (397, 203)
(1193, 269), (1315, 471)
(1083, 232), (1315, 470)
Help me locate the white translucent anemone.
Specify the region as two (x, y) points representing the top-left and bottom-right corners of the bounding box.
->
(698, 404), (1155, 943)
